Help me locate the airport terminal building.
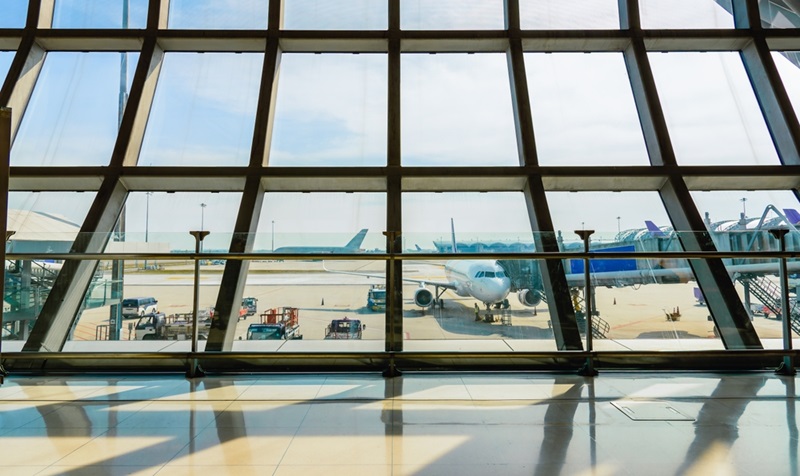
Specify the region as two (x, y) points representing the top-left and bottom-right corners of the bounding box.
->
(1, 1), (800, 473)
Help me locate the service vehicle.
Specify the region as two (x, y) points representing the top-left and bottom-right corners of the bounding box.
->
(366, 285), (386, 312)
(134, 311), (211, 340)
(247, 307), (302, 340)
(121, 297), (158, 318)
(242, 297), (258, 316)
(324, 317), (365, 339)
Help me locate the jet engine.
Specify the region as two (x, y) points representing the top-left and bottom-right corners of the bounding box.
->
(414, 287), (435, 308)
(517, 289), (541, 307)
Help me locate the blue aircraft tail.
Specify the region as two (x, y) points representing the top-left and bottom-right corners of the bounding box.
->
(784, 208), (800, 225)
(645, 220), (667, 237)
(345, 229), (369, 250)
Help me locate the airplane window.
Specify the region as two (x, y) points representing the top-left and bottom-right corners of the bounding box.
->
(497, 271), (505, 278)
(475, 272), (484, 278)
(485, 272), (495, 278)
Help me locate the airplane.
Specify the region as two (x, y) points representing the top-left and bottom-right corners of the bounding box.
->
(326, 219), (517, 313)
(273, 229), (369, 254)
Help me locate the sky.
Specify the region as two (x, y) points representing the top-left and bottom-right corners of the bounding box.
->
(3, 0), (800, 250)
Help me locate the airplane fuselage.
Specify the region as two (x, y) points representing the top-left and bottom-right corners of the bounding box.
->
(444, 260), (511, 306)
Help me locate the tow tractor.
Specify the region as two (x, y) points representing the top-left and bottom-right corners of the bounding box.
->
(324, 317), (365, 339)
(246, 307), (302, 340)
(135, 309), (213, 340)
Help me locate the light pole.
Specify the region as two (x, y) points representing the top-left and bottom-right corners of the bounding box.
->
(200, 203), (207, 254)
(271, 220), (275, 252)
(740, 197), (747, 219)
(617, 216), (620, 235)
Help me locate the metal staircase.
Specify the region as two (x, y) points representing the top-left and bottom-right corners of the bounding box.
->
(736, 274), (800, 336)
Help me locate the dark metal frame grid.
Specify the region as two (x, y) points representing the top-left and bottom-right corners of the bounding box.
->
(0, 0), (798, 373)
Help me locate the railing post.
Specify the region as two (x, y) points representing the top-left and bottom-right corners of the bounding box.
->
(188, 230), (210, 378)
(575, 229), (598, 377)
(0, 231), (15, 384)
(769, 228), (796, 376)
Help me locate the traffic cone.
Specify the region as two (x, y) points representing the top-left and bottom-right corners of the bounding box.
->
(613, 298), (616, 305)
(321, 298), (325, 306)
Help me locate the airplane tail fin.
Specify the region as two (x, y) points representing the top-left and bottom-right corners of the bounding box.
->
(414, 244), (422, 251)
(345, 229), (368, 250)
(645, 220), (667, 237)
(784, 208), (800, 225)
(450, 218), (458, 253)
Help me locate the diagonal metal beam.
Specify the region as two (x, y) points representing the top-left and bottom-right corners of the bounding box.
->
(505, 0), (582, 350)
(205, 0), (282, 351)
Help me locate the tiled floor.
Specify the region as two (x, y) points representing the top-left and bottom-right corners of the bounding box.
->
(0, 372), (797, 475)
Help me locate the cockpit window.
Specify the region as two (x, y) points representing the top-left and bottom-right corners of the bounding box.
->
(475, 271), (484, 278)
(484, 271), (495, 278)
(496, 271), (505, 278)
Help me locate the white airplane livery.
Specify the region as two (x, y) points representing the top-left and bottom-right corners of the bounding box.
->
(408, 259), (512, 309)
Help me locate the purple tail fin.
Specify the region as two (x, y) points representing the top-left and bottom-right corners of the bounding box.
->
(645, 220), (667, 237)
(784, 209), (800, 225)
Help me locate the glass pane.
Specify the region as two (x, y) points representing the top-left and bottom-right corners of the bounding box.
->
(115, 192), (242, 252)
(772, 51), (800, 124)
(0, 0), (27, 28)
(0, 51), (14, 84)
(403, 192), (532, 254)
(690, 190), (800, 344)
(5, 192), (97, 347)
(138, 53), (263, 167)
(238, 259), (386, 347)
(761, 1), (800, 28)
(519, 0), (620, 30)
(525, 53), (649, 166)
(283, 0), (387, 30)
(269, 54), (387, 167)
(11, 52), (139, 166)
(401, 0), (504, 30)
(546, 191), (730, 351)
(402, 53), (519, 166)
(53, 0), (148, 29)
(167, 0), (268, 29)
(648, 52), (779, 166)
(259, 193), (386, 252)
(639, 0), (734, 29)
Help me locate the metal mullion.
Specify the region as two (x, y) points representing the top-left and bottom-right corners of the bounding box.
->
(624, 26), (762, 350)
(385, 0), (402, 356)
(205, 15), (282, 352)
(505, 0), (582, 351)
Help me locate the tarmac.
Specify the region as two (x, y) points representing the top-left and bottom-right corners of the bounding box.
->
(63, 259), (796, 351)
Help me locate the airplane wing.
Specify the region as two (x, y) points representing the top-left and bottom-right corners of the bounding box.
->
(322, 262), (458, 291)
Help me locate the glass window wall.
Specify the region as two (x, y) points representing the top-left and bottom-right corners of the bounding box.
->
(648, 52), (779, 166)
(519, 0), (620, 30)
(0, 0), (28, 28)
(167, 0), (269, 30)
(400, 0), (504, 30)
(525, 52), (649, 166)
(52, 0), (148, 29)
(0, 51), (14, 84)
(402, 54), (519, 166)
(11, 52), (139, 166)
(639, 0), (734, 29)
(138, 53), (263, 167)
(269, 54), (387, 167)
(283, 0), (387, 30)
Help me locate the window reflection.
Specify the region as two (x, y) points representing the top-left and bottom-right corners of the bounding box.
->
(53, 0), (148, 29)
(0, 0), (27, 28)
(168, 0), (268, 29)
(269, 54), (387, 167)
(283, 0), (387, 30)
(639, 0), (734, 29)
(0, 51), (14, 85)
(402, 54), (519, 167)
(12, 52), (139, 166)
(401, 0), (504, 30)
(138, 53), (263, 167)
(649, 52), (779, 165)
(525, 53), (648, 166)
(519, 0), (619, 29)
